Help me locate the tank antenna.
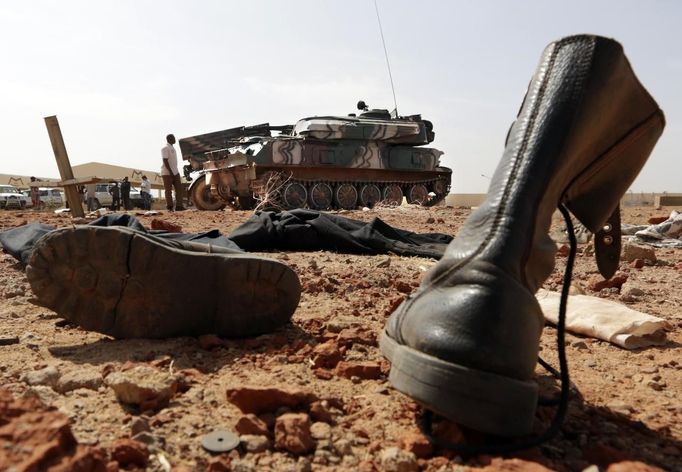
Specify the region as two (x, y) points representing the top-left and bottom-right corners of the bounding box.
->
(373, 0), (398, 116)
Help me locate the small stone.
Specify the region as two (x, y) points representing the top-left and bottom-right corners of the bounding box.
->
(150, 218), (182, 232)
(56, 369), (103, 393)
(311, 341), (344, 369)
(335, 361), (382, 380)
(310, 421), (332, 440)
(20, 365), (60, 387)
(640, 366), (658, 374)
(240, 434), (271, 453)
(105, 365), (178, 410)
(21, 385), (60, 406)
(630, 258), (645, 269)
(274, 413), (315, 454)
(226, 386), (317, 414)
(379, 447), (418, 472)
(130, 416), (151, 436)
(399, 430), (433, 458)
(572, 340), (588, 350)
(622, 241), (656, 263)
(587, 272), (628, 292)
(334, 438), (353, 456)
(393, 280), (413, 294)
(309, 400), (335, 423)
(235, 414), (270, 436)
(647, 380), (664, 391)
(0, 336), (19, 346)
(111, 438), (149, 468)
(377, 257), (391, 269)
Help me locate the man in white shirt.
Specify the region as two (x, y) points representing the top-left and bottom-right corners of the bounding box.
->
(161, 134), (185, 211)
(140, 175), (152, 210)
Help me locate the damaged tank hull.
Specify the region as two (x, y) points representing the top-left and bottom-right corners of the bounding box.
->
(181, 108), (452, 211)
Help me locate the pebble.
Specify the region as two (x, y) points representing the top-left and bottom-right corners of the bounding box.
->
(333, 438), (353, 456)
(20, 365), (60, 387)
(274, 413), (315, 454)
(240, 434), (271, 453)
(310, 421), (332, 440)
(379, 447), (418, 472)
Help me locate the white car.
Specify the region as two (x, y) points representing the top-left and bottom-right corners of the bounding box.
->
(93, 183), (146, 209)
(38, 188), (64, 207)
(0, 185), (31, 209)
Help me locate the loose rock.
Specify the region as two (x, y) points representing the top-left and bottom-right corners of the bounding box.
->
(226, 386), (317, 414)
(335, 361), (382, 380)
(235, 413), (270, 436)
(56, 369), (103, 393)
(379, 447), (418, 472)
(105, 365), (178, 410)
(274, 413), (315, 454)
(111, 438), (149, 468)
(20, 365), (60, 387)
(622, 241), (656, 263)
(240, 434), (271, 453)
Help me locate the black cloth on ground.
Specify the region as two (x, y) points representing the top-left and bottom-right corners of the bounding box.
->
(0, 210), (452, 266)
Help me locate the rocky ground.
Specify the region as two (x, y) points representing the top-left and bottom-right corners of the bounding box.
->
(0, 205), (680, 472)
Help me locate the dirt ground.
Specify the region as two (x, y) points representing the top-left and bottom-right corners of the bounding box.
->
(0, 204), (680, 472)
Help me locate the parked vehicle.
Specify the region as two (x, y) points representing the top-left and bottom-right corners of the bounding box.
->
(38, 188), (64, 207)
(0, 185), (31, 209)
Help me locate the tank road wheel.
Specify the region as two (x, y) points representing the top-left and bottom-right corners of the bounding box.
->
(432, 178), (449, 197)
(382, 184), (403, 206)
(309, 183), (333, 210)
(334, 183), (358, 210)
(359, 184), (381, 208)
(407, 184), (429, 205)
(190, 179), (226, 211)
(282, 182), (308, 209)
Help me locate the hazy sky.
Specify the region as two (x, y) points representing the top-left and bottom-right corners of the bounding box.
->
(1, 1), (680, 193)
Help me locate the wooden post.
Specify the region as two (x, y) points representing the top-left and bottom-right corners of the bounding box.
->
(44, 116), (85, 217)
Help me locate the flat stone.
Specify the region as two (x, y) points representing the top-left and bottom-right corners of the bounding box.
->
(310, 421), (332, 440)
(335, 361), (382, 380)
(235, 414), (270, 436)
(105, 365), (178, 410)
(622, 241), (656, 263)
(225, 386), (317, 414)
(55, 369), (103, 393)
(20, 365), (60, 387)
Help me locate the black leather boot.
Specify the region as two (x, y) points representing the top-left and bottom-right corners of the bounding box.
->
(26, 225), (301, 339)
(380, 35), (665, 437)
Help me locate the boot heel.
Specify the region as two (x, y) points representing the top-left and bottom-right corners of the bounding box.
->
(380, 331), (539, 437)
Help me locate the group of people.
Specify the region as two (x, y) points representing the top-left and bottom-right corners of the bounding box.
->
(81, 175), (154, 212)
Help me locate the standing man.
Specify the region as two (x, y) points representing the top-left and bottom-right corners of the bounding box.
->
(161, 134), (185, 211)
(85, 183), (97, 211)
(140, 175), (152, 210)
(120, 177), (131, 210)
(109, 182), (121, 211)
(29, 177), (41, 210)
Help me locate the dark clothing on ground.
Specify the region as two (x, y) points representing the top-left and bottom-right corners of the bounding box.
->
(162, 173), (184, 211)
(0, 210), (452, 266)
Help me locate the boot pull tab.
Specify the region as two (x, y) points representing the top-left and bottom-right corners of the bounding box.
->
(594, 205), (621, 279)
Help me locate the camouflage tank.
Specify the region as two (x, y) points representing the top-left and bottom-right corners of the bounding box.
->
(180, 102), (452, 211)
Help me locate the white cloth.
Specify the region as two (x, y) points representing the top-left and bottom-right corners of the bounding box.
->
(536, 289), (671, 349)
(161, 144), (179, 176)
(140, 179), (151, 194)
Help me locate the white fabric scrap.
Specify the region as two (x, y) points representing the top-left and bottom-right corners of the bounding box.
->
(536, 289), (671, 349)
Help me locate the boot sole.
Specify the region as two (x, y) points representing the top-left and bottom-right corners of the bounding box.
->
(26, 226), (301, 338)
(380, 330), (538, 437)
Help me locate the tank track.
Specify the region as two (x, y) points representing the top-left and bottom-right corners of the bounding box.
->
(248, 173), (450, 211)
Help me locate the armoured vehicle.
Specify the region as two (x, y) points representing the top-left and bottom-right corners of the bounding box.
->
(180, 102), (452, 211)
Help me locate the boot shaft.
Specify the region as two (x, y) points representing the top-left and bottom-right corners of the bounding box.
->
(432, 35), (664, 292)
